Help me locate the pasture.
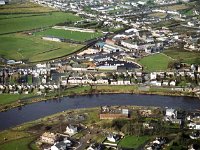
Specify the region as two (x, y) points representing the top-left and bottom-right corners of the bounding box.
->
(164, 48), (200, 65)
(35, 28), (103, 42)
(0, 2), (54, 13)
(0, 12), (81, 34)
(0, 34), (84, 62)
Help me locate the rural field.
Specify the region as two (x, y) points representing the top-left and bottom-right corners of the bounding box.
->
(163, 48), (200, 65)
(35, 28), (103, 42)
(0, 12), (81, 34)
(138, 53), (173, 72)
(0, 34), (84, 62)
(0, 2), (54, 13)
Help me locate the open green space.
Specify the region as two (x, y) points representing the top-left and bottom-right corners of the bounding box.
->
(138, 53), (172, 72)
(0, 94), (35, 105)
(0, 137), (38, 150)
(0, 2), (54, 13)
(118, 135), (149, 149)
(0, 12), (81, 34)
(0, 34), (84, 62)
(35, 28), (103, 42)
(94, 85), (138, 93)
(163, 48), (200, 65)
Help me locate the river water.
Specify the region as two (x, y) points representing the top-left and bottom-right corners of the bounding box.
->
(0, 94), (200, 131)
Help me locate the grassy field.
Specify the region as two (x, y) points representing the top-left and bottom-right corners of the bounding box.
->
(149, 12), (167, 19)
(118, 135), (149, 149)
(0, 34), (84, 62)
(94, 85), (138, 93)
(159, 3), (189, 11)
(0, 137), (38, 150)
(0, 12), (81, 34)
(138, 53), (172, 72)
(0, 2), (54, 13)
(35, 28), (103, 42)
(0, 94), (35, 105)
(164, 48), (200, 65)
(0, 130), (30, 144)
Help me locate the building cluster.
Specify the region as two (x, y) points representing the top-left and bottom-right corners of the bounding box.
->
(99, 106), (129, 120)
(39, 125), (80, 150)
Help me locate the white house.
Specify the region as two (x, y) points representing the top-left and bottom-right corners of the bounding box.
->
(65, 125), (78, 136)
(87, 143), (101, 150)
(166, 108), (177, 118)
(150, 72), (157, 80)
(188, 123), (200, 130)
(51, 139), (72, 150)
(170, 81), (176, 86)
(150, 80), (162, 86)
(107, 134), (120, 143)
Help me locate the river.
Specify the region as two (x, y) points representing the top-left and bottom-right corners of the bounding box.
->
(0, 94), (200, 131)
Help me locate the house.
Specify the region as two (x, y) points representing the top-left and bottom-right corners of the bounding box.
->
(100, 106), (129, 120)
(150, 72), (157, 80)
(164, 108), (182, 125)
(103, 44), (122, 53)
(0, 0), (5, 5)
(188, 122), (200, 130)
(40, 132), (59, 144)
(51, 139), (72, 150)
(189, 131), (200, 139)
(165, 108), (177, 118)
(87, 143), (101, 150)
(107, 134), (120, 143)
(162, 81), (169, 86)
(65, 125), (78, 136)
(150, 80), (162, 86)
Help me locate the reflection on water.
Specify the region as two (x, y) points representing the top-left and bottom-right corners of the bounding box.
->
(0, 94), (200, 131)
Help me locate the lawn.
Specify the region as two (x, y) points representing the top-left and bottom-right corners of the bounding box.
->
(0, 137), (38, 150)
(0, 12), (81, 34)
(0, 34), (84, 62)
(0, 2), (54, 13)
(0, 94), (35, 105)
(35, 28), (103, 42)
(163, 48), (200, 65)
(138, 53), (173, 72)
(118, 135), (149, 149)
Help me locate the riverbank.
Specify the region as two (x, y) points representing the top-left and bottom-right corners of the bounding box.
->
(0, 85), (198, 112)
(0, 105), (158, 149)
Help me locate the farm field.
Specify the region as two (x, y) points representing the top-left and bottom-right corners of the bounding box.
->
(138, 53), (172, 72)
(0, 2), (54, 13)
(163, 48), (200, 65)
(35, 28), (103, 42)
(0, 34), (84, 62)
(0, 12), (81, 34)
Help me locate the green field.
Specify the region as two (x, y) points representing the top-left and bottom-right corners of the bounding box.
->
(0, 34), (84, 62)
(0, 12), (81, 34)
(0, 2), (54, 13)
(164, 48), (200, 65)
(35, 28), (103, 42)
(0, 137), (38, 150)
(118, 135), (149, 149)
(0, 94), (35, 105)
(138, 53), (172, 72)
